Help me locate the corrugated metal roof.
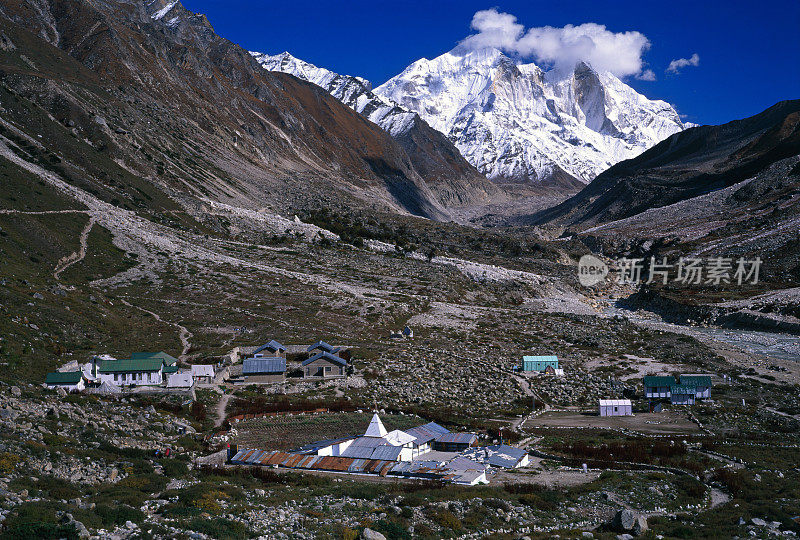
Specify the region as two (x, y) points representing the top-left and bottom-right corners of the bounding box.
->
(191, 364), (215, 377)
(302, 351), (346, 367)
(45, 371), (83, 384)
(99, 358), (163, 373)
(644, 375), (676, 386)
(435, 432), (477, 444)
(370, 446), (402, 461)
(522, 355), (558, 362)
(243, 357), (286, 374)
(253, 340), (286, 355)
(463, 444), (529, 469)
(448, 469), (485, 485)
(680, 375), (712, 387)
(319, 456), (354, 471)
(340, 446), (375, 459)
(347, 437), (385, 448)
(166, 373), (193, 388)
(448, 456), (486, 471)
(599, 399), (631, 407)
(294, 437), (355, 453)
(131, 351), (178, 366)
(230, 450), (249, 462)
(384, 429), (415, 446)
(307, 340), (336, 353)
(405, 422), (450, 445)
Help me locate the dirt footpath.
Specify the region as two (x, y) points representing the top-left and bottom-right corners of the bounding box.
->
(526, 410), (700, 434)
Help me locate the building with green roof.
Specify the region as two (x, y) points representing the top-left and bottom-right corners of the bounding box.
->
(521, 355), (559, 372)
(680, 375), (712, 398)
(669, 385), (697, 405)
(45, 371), (85, 391)
(98, 357), (165, 386)
(130, 351), (178, 366)
(643, 375), (676, 399)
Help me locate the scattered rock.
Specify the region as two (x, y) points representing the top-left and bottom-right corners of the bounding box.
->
(361, 528), (386, 540)
(610, 509), (647, 536)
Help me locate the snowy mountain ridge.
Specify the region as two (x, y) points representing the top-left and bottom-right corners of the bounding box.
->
(253, 47), (688, 188)
(251, 51), (417, 137)
(375, 46), (689, 185)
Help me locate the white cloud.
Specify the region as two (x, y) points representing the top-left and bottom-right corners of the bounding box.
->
(637, 69), (657, 81)
(667, 53), (700, 74)
(461, 9), (652, 79)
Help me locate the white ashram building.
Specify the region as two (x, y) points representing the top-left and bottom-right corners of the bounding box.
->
(315, 414), (430, 462)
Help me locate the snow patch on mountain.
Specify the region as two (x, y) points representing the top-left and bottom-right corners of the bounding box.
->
(150, 0), (179, 20)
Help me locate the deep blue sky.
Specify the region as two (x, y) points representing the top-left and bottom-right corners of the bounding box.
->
(183, 0), (799, 125)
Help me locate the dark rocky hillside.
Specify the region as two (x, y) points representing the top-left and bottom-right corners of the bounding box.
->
(0, 0), (491, 220)
(529, 100), (800, 227)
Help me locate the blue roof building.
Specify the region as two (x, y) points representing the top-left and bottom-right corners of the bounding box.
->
(521, 355), (559, 372)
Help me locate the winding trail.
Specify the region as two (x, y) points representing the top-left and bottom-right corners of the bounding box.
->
(0, 209), (88, 215)
(118, 297), (193, 361)
(214, 390), (231, 428)
(54, 216), (96, 280)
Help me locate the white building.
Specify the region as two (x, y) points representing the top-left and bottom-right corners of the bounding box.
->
(191, 364), (215, 384)
(45, 371), (85, 392)
(318, 414), (421, 462)
(167, 372), (195, 388)
(98, 357), (164, 386)
(599, 399), (632, 416)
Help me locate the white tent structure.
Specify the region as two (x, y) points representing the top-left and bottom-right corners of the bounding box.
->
(599, 399), (632, 417)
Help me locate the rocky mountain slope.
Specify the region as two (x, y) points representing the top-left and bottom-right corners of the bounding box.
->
(0, 0), (504, 221)
(251, 51), (506, 207)
(530, 100), (800, 228)
(529, 100), (800, 285)
(376, 46), (688, 187)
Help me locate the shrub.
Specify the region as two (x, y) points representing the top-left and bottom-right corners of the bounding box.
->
(430, 509), (462, 531)
(0, 452), (21, 474)
(190, 401), (206, 422)
(160, 458), (187, 478)
(187, 518), (251, 539)
(373, 519), (412, 539)
(94, 504), (145, 527)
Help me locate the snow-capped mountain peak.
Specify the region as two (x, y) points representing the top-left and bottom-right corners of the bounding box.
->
(374, 46), (687, 185)
(251, 51), (505, 208)
(250, 51), (415, 136)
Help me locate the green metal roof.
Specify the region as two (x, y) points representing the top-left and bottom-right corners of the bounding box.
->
(99, 358), (164, 373)
(45, 371), (83, 384)
(131, 351), (178, 366)
(162, 364), (179, 374)
(643, 376), (676, 386)
(522, 355), (559, 363)
(680, 375), (712, 387)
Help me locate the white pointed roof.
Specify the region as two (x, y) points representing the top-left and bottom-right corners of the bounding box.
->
(364, 413), (388, 437)
(384, 429), (415, 446)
